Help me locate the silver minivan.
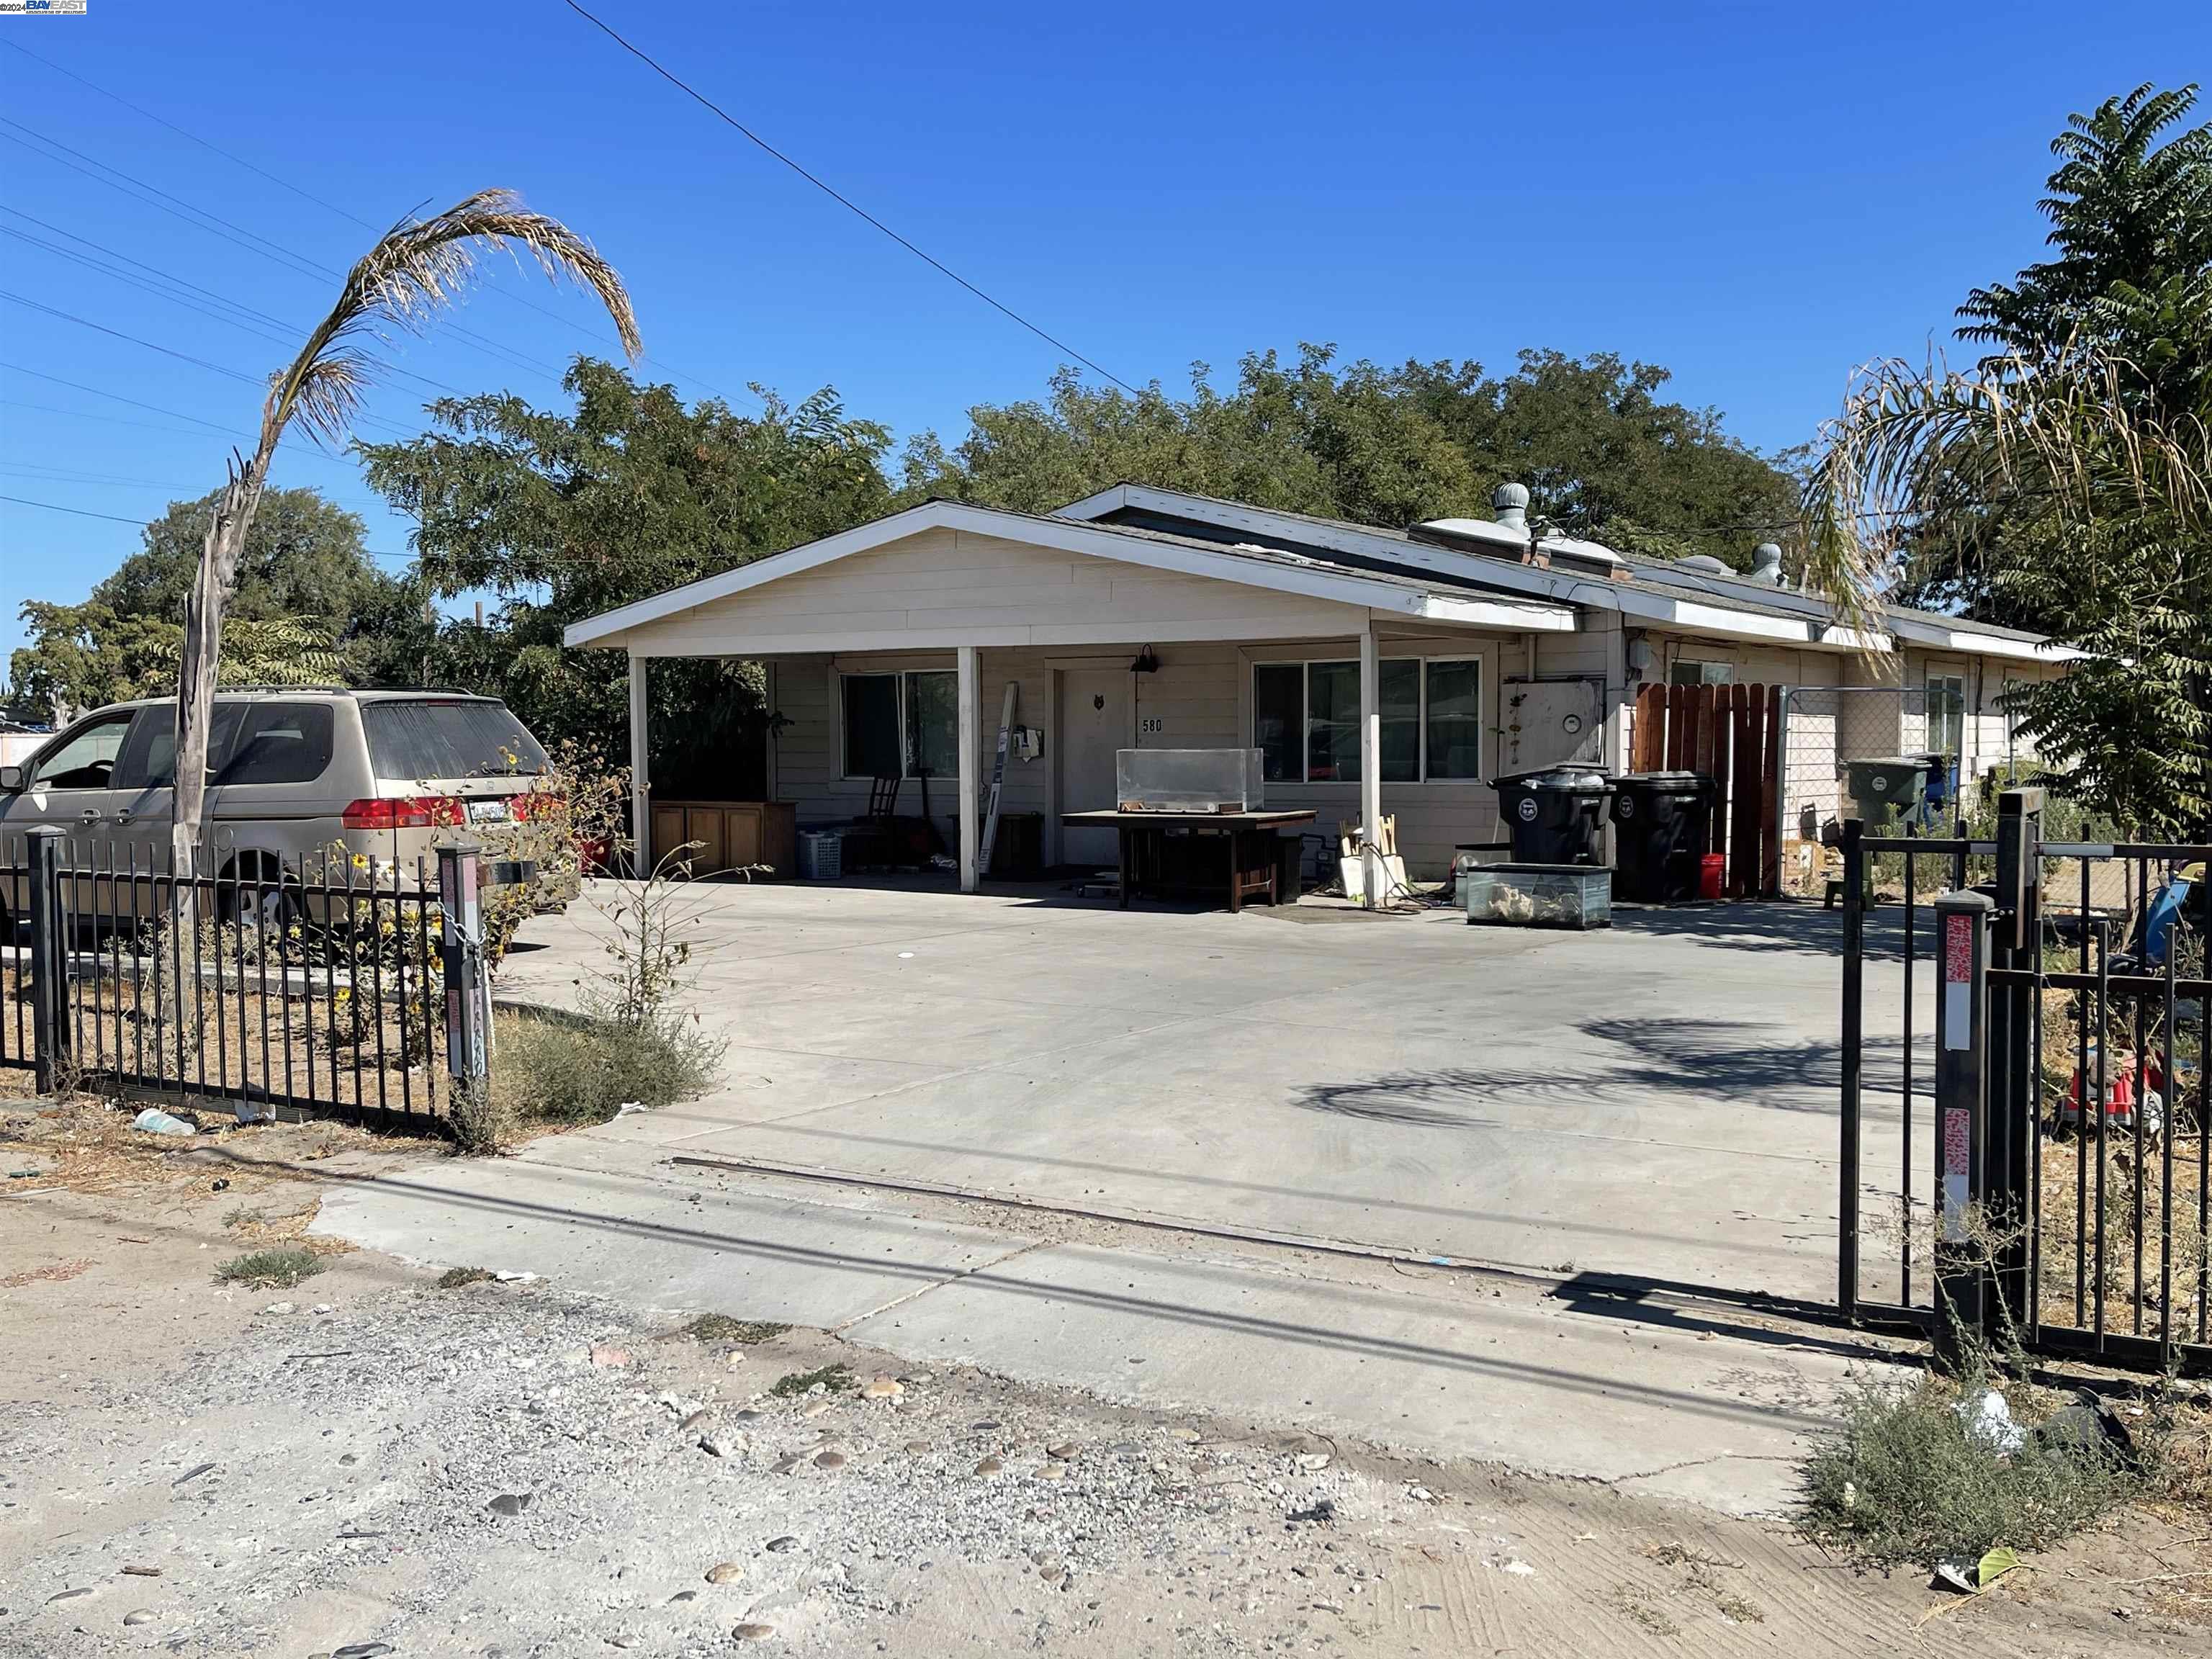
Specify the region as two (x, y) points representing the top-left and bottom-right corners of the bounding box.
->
(0, 688), (575, 926)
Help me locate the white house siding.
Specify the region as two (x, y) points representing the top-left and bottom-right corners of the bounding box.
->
(767, 630), (1530, 881)
(599, 526), (1369, 657)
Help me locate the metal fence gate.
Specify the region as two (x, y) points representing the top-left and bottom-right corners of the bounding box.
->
(1838, 793), (2211, 1374)
(4, 827), (493, 1128)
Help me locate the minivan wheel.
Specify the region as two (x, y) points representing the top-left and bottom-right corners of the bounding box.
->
(220, 864), (300, 937)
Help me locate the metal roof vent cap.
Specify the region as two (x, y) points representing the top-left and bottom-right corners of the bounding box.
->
(1752, 542), (1785, 585)
(1491, 482), (1530, 533)
(1677, 554), (1730, 575)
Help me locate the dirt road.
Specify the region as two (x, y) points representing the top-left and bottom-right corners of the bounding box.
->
(2, 1110), (2206, 1657)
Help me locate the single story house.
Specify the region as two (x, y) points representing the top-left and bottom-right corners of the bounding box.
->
(563, 482), (2080, 894)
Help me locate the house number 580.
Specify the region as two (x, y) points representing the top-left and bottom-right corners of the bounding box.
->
(1140, 716), (1164, 735)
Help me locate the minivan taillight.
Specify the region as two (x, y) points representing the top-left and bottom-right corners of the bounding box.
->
(342, 795), (464, 830)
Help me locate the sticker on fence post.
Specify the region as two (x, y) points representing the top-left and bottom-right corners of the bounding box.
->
(1941, 1105), (1972, 1244)
(1941, 910), (1974, 1051)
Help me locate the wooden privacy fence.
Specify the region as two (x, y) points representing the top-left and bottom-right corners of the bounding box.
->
(1629, 682), (1783, 899)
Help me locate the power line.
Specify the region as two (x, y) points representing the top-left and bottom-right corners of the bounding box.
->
(0, 121), (567, 390)
(0, 293), (419, 440)
(0, 37), (749, 408)
(0, 205), (464, 395)
(557, 0), (1141, 397)
(0, 493), (148, 525)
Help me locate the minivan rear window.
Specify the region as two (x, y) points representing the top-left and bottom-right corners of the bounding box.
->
(361, 700), (549, 781)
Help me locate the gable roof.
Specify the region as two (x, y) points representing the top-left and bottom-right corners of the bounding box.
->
(1054, 485), (2084, 662)
(562, 498), (1578, 649)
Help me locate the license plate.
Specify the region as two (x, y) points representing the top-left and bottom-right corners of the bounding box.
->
(465, 797), (511, 824)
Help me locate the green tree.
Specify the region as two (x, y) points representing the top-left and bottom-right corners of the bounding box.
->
(902, 344), (1797, 568)
(94, 487), (387, 624)
(1804, 85), (2212, 835)
(6, 484), (418, 719)
(1889, 83), (2212, 621)
(358, 359), (895, 792)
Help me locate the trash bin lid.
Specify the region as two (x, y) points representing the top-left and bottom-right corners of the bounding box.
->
(1491, 765), (1613, 792)
(1619, 770), (1711, 789)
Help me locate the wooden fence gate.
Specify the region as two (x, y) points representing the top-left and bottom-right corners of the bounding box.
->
(1629, 681), (1783, 899)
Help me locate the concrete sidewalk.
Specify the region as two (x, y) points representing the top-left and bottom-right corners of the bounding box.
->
(317, 1130), (1909, 1518)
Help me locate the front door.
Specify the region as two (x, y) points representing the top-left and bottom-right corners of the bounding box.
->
(1059, 667), (1130, 866)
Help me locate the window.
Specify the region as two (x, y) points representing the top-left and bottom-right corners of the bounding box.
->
(218, 703), (336, 786)
(361, 699), (548, 781)
(1668, 659), (1735, 687)
(1251, 657), (1481, 783)
(841, 670), (958, 779)
(115, 705), (232, 791)
(27, 712), (133, 790)
(1926, 673), (1966, 758)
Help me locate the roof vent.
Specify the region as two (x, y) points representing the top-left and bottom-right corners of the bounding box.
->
(1752, 542), (1785, 585)
(1491, 481), (1530, 533)
(1677, 554), (1730, 575)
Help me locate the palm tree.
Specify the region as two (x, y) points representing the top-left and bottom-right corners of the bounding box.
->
(171, 189), (641, 876)
(1800, 327), (2212, 834)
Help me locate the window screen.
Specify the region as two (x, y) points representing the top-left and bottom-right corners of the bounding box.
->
(361, 699), (549, 781)
(1378, 660), (1420, 783)
(1425, 660), (1482, 779)
(904, 671), (958, 778)
(1306, 661), (1361, 781)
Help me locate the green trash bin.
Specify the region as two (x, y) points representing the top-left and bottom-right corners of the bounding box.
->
(1845, 756), (1930, 830)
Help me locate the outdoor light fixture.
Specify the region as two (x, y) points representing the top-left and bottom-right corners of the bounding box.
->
(1130, 645), (1161, 674)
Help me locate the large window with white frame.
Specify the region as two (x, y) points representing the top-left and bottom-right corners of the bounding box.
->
(841, 670), (958, 780)
(1251, 657), (1482, 784)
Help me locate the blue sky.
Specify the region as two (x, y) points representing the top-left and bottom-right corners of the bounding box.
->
(2, 1), (2205, 665)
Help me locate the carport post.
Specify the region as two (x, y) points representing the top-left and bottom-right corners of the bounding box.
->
(957, 644), (980, 893)
(627, 650), (650, 876)
(1359, 621), (1381, 909)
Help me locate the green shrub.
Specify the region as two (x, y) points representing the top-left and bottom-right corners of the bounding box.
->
(216, 1247), (324, 1290)
(1800, 1375), (2139, 1565)
(493, 1007), (722, 1131)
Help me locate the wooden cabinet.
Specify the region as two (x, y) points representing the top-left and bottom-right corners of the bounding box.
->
(648, 799), (796, 879)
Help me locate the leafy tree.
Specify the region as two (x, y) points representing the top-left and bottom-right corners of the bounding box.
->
(94, 487), (388, 624)
(902, 344), (1798, 568)
(6, 484), (418, 720)
(9, 602), (361, 716)
(1889, 83), (2212, 621)
(358, 359), (895, 793)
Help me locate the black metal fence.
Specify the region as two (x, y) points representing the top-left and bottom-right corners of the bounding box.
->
(1838, 794), (2210, 1375)
(2, 829), (480, 1128)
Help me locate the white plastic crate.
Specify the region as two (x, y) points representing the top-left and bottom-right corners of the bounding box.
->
(796, 829), (844, 881)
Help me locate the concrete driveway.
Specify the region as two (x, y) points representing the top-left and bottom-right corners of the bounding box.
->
(499, 881), (1917, 1306)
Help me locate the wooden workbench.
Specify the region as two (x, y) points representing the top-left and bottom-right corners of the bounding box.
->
(1060, 809), (1318, 911)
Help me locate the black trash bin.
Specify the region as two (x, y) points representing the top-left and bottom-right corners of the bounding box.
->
(1610, 772), (1717, 902)
(1491, 766), (1615, 866)
(1845, 756), (1930, 830)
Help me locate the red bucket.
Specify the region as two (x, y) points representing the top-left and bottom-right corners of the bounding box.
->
(1699, 853), (1726, 902)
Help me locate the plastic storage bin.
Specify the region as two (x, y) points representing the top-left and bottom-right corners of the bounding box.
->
(796, 828), (844, 881)
(1115, 748), (1267, 812)
(1460, 862), (1612, 930)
